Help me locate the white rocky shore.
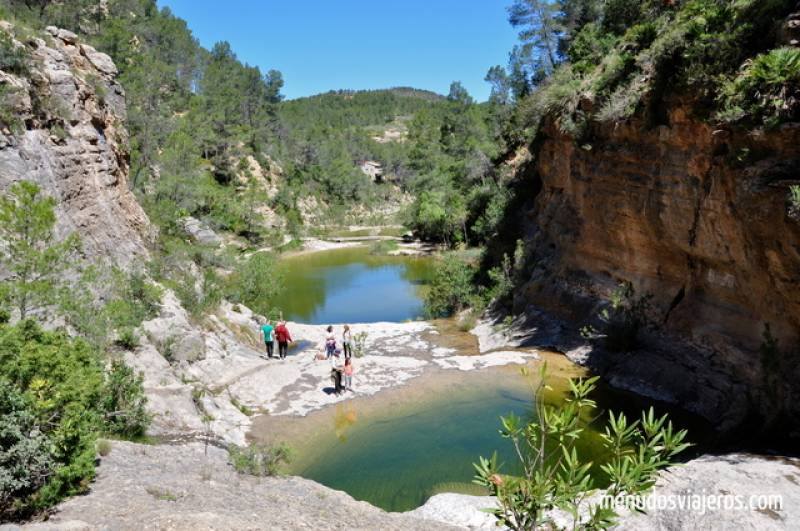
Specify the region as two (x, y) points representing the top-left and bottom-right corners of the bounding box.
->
(126, 291), (541, 446)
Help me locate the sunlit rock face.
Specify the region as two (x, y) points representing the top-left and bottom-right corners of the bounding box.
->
(0, 24), (152, 269)
(512, 101), (800, 435)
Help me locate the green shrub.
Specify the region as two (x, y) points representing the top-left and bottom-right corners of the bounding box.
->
(351, 331), (368, 358)
(115, 327), (139, 350)
(225, 253), (283, 316)
(0, 30), (28, 75)
(424, 254), (478, 318)
(105, 272), (163, 328)
(456, 310), (478, 332)
(0, 84), (25, 134)
(0, 380), (54, 520)
(0, 320), (150, 518)
(60, 268), (162, 350)
(145, 486), (178, 501)
(719, 47), (800, 126)
(228, 442), (292, 477)
(474, 367), (690, 530)
(95, 439), (112, 457)
(487, 253), (514, 304)
(170, 267), (223, 319)
(101, 359), (150, 439)
(0, 321), (102, 515)
(789, 185), (800, 220)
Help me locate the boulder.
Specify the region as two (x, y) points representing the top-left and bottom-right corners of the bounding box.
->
(179, 216), (223, 247)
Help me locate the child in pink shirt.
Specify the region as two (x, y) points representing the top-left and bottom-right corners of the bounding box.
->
(343, 358), (354, 391)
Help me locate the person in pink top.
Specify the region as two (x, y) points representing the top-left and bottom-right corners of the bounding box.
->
(343, 357), (354, 391)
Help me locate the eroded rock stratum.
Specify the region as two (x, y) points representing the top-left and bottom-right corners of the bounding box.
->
(505, 105), (800, 434)
(0, 24), (151, 268)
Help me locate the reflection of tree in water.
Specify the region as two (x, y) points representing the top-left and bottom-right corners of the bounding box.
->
(276, 247), (435, 323)
(333, 403), (358, 442)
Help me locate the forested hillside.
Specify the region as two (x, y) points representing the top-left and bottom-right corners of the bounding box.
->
(0, 0), (511, 241)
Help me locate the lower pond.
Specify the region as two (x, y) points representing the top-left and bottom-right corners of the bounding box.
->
(255, 247), (711, 512)
(251, 352), (708, 512)
(275, 246), (434, 324)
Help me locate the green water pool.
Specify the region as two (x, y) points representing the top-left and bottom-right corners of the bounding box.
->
(253, 361), (618, 512)
(275, 246), (434, 324)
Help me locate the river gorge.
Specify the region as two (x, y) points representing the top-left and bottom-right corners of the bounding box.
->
(249, 245), (711, 512)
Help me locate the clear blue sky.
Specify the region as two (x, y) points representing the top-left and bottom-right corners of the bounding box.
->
(156, 0), (519, 102)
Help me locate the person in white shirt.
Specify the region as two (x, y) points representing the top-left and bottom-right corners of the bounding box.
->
(342, 324), (353, 359)
(325, 325), (336, 358)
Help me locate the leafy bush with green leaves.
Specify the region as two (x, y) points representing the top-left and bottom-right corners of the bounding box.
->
(0, 320), (149, 519)
(225, 253), (284, 317)
(101, 359), (150, 439)
(474, 366), (690, 530)
(0, 380), (54, 521)
(351, 331), (368, 358)
(228, 442), (292, 477)
(0, 29), (28, 75)
(168, 267), (224, 319)
(719, 47), (800, 126)
(511, 0), (797, 135)
(789, 185), (800, 220)
(0, 84), (25, 134)
(114, 327), (139, 350)
(424, 254), (479, 318)
(58, 267), (162, 350)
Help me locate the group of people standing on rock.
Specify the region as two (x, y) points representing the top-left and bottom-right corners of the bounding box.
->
(322, 324), (355, 395)
(259, 319), (292, 359)
(259, 319), (355, 395)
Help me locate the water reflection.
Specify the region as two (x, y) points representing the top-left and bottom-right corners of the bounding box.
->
(275, 247), (435, 324)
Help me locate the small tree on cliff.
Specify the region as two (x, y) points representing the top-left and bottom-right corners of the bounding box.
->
(0, 181), (80, 320)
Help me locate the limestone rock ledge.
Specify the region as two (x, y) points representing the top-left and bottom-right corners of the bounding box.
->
(410, 453), (800, 531)
(0, 23), (151, 268)
(0, 441), (456, 531)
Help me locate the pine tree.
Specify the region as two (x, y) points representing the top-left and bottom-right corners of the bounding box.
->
(0, 181), (80, 320)
(507, 0), (563, 75)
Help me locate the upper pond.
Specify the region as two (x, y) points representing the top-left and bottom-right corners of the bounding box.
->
(275, 246), (434, 324)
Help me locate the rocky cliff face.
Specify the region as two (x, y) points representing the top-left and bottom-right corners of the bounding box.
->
(511, 100), (800, 436)
(0, 23), (151, 268)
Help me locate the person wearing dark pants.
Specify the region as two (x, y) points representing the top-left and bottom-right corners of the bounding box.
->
(342, 324), (352, 359)
(275, 320), (292, 359)
(261, 319), (275, 359)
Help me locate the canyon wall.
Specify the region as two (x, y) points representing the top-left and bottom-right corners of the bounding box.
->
(514, 100), (800, 435)
(0, 23), (151, 268)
